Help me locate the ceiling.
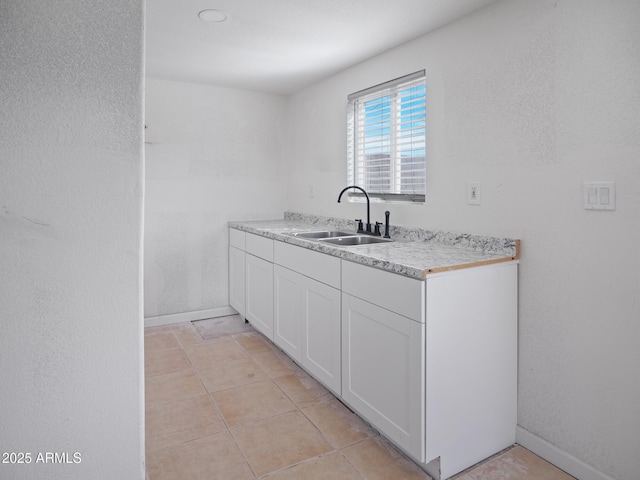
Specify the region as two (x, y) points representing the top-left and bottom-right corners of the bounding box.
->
(145, 0), (498, 95)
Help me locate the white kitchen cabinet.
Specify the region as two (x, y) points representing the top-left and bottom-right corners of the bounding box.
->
(273, 265), (303, 362)
(341, 259), (424, 322)
(424, 263), (518, 479)
(273, 242), (342, 394)
(230, 225), (518, 479)
(341, 259), (517, 479)
(342, 260), (425, 462)
(229, 246), (246, 318)
(341, 265), (425, 462)
(301, 275), (341, 394)
(228, 229), (246, 318)
(245, 233), (274, 340)
(245, 232), (274, 263)
(246, 253), (274, 339)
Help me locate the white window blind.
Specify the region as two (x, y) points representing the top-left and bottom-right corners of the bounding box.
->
(347, 71), (426, 202)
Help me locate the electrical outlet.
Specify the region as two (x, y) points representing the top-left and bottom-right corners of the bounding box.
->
(467, 182), (481, 205)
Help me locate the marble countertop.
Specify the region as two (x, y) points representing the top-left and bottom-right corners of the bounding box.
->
(229, 212), (519, 280)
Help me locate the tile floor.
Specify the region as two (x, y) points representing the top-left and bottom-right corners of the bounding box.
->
(145, 316), (575, 480)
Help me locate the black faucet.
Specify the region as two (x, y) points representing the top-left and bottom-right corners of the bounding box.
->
(337, 185), (372, 234)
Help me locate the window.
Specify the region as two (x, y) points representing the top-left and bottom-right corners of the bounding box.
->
(347, 71), (426, 203)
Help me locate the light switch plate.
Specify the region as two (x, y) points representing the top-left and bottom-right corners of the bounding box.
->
(584, 182), (615, 210)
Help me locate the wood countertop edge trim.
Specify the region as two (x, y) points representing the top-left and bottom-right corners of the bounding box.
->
(423, 255), (519, 278)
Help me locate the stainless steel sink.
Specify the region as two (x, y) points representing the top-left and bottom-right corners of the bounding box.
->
(319, 236), (393, 246)
(291, 230), (353, 239)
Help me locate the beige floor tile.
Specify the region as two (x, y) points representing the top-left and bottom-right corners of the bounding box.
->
(251, 349), (302, 378)
(452, 445), (575, 480)
(146, 431), (255, 480)
(186, 336), (248, 367)
(144, 331), (180, 351)
(275, 372), (331, 407)
(342, 437), (432, 480)
(302, 398), (376, 448)
(146, 422), (226, 452)
(145, 369), (206, 408)
(173, 321), (208, 348)
(144, 322), (569, 480)
(146, 394), (223, 439)
(197, 355), (268, 392)
(144, 323), (177, 334)
(231, 410), (333, 477)
(234, 331), (277, 355)
(212, 379), (295, 427)
(263, 452), (363, 480)
(145, 346), (192, 377)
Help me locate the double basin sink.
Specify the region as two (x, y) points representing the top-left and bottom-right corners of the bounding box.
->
(288, 230), (393, 246)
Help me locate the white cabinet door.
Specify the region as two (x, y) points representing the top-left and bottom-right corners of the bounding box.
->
(303, 278), (341, 395)
(274, 265), (303, 362)
(229, 245), (246, 318)
(274, 264), (341, 394)
(246, 253), (274, 339)
(342, 293), (425, 462)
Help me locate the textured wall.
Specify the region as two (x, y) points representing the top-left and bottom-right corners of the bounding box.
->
(144, 79), (286, 319)
(284, 1), (640, 479)
(0, 1), (144, 479)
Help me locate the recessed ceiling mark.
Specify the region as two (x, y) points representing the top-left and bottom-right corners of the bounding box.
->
(198, 9), (229, 23)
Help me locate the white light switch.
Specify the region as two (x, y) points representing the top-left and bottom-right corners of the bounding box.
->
(584, 182), (615, 210)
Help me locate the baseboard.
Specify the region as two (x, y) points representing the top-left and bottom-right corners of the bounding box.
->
(144, 306), (238, 328)
(516, 426), (614, 480)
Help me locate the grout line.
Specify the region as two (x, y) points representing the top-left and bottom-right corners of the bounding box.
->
(225, 417), (260, 479)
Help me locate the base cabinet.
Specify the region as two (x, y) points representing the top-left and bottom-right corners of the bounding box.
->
(230, 227), (518, 480)
(424, 264), (518, 479)
(228, 229), (247, 318)
(302, 276), (341, 394)
(274, 264), (341, 394)
(246, 253), (274, 339)
(228, 246), (246, 318)
(341, 293), (425, 461)
(273, 265), (303, 362)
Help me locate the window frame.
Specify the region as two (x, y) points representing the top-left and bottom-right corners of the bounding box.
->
(347, 70), (426, 204)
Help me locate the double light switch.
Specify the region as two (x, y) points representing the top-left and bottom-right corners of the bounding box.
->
(584, 182), (615, 210)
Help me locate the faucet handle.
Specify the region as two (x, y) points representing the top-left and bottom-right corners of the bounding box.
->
(374, 222), (383, 236)
(384, 211), (391, 239)
(355, 219), (364, 233)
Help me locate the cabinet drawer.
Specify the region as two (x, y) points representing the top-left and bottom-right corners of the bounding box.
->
(245, 232), (274, 262)
(229, 228), (246, 250)
(274, 241), (340, 289)
(342, 260), (424, 323)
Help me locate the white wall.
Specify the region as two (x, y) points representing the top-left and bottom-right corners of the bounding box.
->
(144, 79), (286, 321)
(0, 1), (144, 479)
(283, 1), (640, 479)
